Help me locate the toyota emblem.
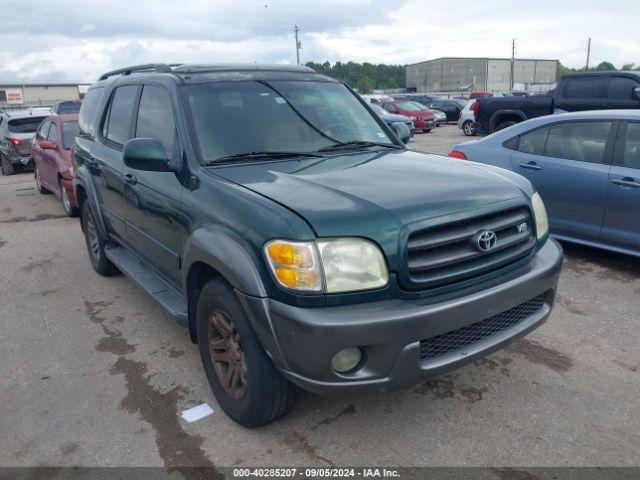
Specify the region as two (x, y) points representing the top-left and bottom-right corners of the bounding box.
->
(476, 230), (497, 252)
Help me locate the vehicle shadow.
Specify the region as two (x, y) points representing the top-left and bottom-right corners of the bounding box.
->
(559, 240), (640, 281)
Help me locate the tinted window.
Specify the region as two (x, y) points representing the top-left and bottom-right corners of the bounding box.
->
(62, 120), (78, 149)
(37, 120), (51, 139)
(7, 117), (48, 133)
(621, 122), (640, 169)
(135, 85), (176, 158)
(47, 122), (59, 144)
(518, 127), (548, 155)
(563, 77), (604, 98)
(104, 85), (138, 146)
(56, 101), (82, 114)
(607, 77), (639, 99)
(544, 122), (611, 164)
(78, 87), (104, 136)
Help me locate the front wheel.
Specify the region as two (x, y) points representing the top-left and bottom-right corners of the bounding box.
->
(462, 121), (477, 136)
(197, 278), (298, 427)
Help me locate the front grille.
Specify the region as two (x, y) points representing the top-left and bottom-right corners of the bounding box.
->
(405, 207), (535, 289)
(419, 295), (545, 361)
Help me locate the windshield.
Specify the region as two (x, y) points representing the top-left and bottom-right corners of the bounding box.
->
(61, 120), (78, 149)
(7, 117), (48, 133)
(395, 101), (423, 112)
(184, 80), (393, 163)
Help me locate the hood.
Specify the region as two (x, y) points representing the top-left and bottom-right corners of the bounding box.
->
(209, 150), (529, 255)
(381, 113), (412, 123)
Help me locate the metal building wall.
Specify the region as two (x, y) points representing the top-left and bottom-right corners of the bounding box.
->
(23, 85), (79, 103)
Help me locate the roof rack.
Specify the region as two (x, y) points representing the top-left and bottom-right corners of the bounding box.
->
(98, 64), (175, 81)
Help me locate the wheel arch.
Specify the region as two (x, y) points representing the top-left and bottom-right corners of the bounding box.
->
(489, 110), (527, 132)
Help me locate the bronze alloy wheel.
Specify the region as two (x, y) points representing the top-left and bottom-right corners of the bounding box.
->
(208, 310), (248, 399)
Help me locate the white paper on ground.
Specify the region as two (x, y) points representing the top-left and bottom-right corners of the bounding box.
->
(181, 403), (214, 423)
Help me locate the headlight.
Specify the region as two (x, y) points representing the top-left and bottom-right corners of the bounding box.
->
(264, 238), (388, 293)
(531, 192), (549, 240)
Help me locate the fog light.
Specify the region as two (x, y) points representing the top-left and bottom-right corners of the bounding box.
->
(331, 347), (362, 373)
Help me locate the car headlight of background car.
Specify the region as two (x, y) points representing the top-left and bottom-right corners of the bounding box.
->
(265, 238), (388, 293)
(531, 192), (549, 240)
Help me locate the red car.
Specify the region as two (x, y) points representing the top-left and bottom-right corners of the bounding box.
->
(468, 91), (493, 100)
(380, 100), (435, 132)
(31, 114), (79, 216)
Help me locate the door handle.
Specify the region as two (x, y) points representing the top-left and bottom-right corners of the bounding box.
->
(611, 177), (640, 188)
(123, 173), (138, 185)
(519, 161), (542, 171)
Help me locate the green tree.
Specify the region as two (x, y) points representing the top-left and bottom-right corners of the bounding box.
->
(594, 61), (616, 71)
(356, 77), (373, 94)
(621, 63), (636, 71)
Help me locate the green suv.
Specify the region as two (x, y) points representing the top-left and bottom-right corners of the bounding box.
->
(73, 64), (563, 427)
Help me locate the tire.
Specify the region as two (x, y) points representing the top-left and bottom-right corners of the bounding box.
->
(35, 165), (49, 194)
(59, 177), (78, 217)
(81, 202), (118, 276)
(462, 121), (477, 136)
(1, 155), (15, 176)
(424, 129), (432, 133)
(495, 120), (517, 132)
(197, 278), (298, 427)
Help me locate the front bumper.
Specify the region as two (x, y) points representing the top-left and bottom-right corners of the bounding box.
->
(239, 239), (563, 395)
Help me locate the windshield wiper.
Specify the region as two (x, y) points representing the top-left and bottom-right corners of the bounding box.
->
(317, 141), (402, 152)
(206, 151), (323, 165)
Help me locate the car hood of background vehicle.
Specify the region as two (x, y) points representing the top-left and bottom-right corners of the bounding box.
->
(210, 149), (529, 244)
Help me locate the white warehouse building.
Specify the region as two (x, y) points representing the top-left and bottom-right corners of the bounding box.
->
(0, 83), (89, 109)
(406, 57), (558, 92)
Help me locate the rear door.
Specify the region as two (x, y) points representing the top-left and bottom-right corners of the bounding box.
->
(122, 83), (184, 285)
(510, 120), (615, 240)
(600, 121), (640, 251)
(602, 76), (640, 110)
(556, 76), (605, 112)
(32, 119), (51, 178)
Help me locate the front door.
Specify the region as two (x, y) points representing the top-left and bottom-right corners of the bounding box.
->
(601, 121), (640, 251)
(510, 120), (615, 241)
(122, 84), (184, 285)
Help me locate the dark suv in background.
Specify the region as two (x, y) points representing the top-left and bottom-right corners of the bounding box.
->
(74, 63), (562, 427)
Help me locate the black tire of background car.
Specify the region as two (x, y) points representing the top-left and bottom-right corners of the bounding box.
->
(81, 202), (119, 276)
(197, 277), (298, 427)
(463, 121), (477, 136)
(59, 177), (78, 217)
(35, 165), (49, 194)
(495, 120), (517, 132)
(1, 155), (15, 176)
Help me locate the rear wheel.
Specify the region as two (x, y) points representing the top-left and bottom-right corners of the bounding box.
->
(34, 165), (49, 194)
(1, 155), (14, 176)
(462, 121), (477, 136)
(495, 120), (517, 132)
(197, 278), (298, 427)
(81, 202), (118, 276)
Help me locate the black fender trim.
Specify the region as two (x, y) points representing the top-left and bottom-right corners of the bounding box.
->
(73, 166), (108, 238)
(489, 109), (527, 132)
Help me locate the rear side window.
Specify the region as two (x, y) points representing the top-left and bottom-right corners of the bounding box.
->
(544, 121), (611, 164)
(517, 127), (548, 155)
(621, 122), (640, 169)
(104, 85), (138, 146)
(607, 77), (639, 99)
(78, 87), (104, 136)
(135, 85), (176, 159)
(563, 77), (604, 98)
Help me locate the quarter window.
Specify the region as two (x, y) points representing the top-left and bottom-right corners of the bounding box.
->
(104, 85), (138, 146)
(78, 86), (104, 136)
(621, 122), (640, 169)
(37, 120), (51, 140)
(544, 122), (611, 164)
(517, 127), (548, 155)
(47, 122), (59, 144)
(135, 85), (176, 159)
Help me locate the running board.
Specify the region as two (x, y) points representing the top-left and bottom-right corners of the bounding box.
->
(105, 245), (188, 325)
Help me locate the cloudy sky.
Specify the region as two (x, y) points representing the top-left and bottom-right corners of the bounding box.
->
(1, 0), (638, 82)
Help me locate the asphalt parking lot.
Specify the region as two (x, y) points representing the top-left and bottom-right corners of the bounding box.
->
(1, 124), (639, 472)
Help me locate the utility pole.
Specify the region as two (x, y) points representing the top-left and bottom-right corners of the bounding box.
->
(294, 25), (301, 65)
(585, 37), (591, 71)
(510, 38), (516, 90)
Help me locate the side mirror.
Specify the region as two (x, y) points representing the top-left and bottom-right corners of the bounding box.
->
(123, 138), (175, 172)
(40, 140), (57, 150)
(391, 122), (412, 144)
(632, 86), (640, 101)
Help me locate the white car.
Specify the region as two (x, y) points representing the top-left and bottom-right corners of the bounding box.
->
(457, 100), (478, 136)
(360, 94), (394, 105)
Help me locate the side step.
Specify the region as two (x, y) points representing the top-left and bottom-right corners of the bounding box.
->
(105, 245), (188, 325)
